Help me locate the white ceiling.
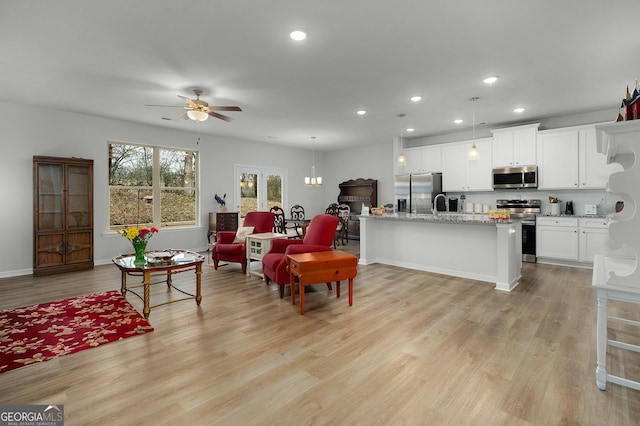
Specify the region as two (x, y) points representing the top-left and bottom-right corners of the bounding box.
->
(1, 1), (639, 151)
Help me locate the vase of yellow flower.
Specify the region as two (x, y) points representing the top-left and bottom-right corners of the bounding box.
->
(120, 226), (159, 266)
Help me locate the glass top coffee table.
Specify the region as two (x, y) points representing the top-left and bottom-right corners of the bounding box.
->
(112, 249), (205, 318)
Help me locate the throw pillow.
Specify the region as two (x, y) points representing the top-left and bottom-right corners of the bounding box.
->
(233, 226), (255, 243)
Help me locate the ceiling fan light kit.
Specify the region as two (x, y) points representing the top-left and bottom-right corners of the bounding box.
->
(187, 110), (209, 122)
(146, 89), (241, 123)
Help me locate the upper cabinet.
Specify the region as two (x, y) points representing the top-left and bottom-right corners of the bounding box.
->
(491, 123), (539, 168)
(442, 138), (493, 192)
(537, 128), (580, 189)
(403, 145), (442, 174)
(579, 126), (623, 189)
(537, 124), (622, 190)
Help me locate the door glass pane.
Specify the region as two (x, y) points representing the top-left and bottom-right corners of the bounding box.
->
(37, 164), (63, 230)
(266, 173), (283, 210)
(240, 173), (257, 217)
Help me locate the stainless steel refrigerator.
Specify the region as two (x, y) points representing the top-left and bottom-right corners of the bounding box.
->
(394, 172), (443, 214)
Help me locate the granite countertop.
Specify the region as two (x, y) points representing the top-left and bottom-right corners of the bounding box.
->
(360, 212), (518, 225)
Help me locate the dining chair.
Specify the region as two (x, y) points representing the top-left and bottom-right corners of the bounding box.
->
(325, 203), (349, 247)
(337, 204), (351, 245)
(269, 206), (286, 234)
(287, 204), (306, 237)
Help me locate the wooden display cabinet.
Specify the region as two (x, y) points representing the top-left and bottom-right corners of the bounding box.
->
(33, 156), (94, 276)
(337, 178), (377, 240)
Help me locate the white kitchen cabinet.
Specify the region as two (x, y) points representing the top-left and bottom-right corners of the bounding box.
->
(537, 216), (609, 264)
(441, 138), (492, 192)
(538, 125), (620, 190)
(537, 129), (580, 189)
(491, 123), (539, 167)
(404, 145), (442, 174)
(536, 217), (579, 261)
(579, 127), (623, 189)
(442, 144), (466, 191)
(578, 217), (609, 263)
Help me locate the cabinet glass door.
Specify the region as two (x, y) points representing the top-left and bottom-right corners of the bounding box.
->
(36, 163), (63, 231)
(67, 165), (91, 229)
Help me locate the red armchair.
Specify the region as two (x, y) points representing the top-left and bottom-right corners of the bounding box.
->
(212, 211), (275, 274)
(262, 214), (339, 298)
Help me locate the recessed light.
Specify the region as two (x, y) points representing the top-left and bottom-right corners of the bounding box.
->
(483, 76), (498, 84)
(454, 119), (463, 124)
(406, 128), (415, 132)
(514, 107), (526, 113)
(410, 96), (422, 102)
(356, 110), (367, 115)
(289, 30), (307, 41)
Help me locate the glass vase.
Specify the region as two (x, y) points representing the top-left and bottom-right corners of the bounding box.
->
(133, 241), (147, 267)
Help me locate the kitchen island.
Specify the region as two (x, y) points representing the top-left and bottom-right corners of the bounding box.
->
(359, 213), (522, 291)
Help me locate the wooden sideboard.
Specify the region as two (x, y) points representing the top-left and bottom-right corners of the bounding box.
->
(337, 178), (377, 240)
(207, 212), (239, 243)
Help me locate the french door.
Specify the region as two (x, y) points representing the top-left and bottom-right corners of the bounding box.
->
(234, 166), (287, 218)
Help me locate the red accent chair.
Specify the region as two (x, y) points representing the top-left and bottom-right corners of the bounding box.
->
(212, 211), (275, 274)
(262, 214), (339, 298)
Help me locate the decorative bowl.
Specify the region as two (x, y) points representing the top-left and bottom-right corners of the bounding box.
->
(147, 250), (177, 265)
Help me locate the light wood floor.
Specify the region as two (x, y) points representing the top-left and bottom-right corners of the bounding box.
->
(1, 242), (640, 425)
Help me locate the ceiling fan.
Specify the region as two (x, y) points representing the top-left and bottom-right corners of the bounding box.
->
(146, 89), (242, 122)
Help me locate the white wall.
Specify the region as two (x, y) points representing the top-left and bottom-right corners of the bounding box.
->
(324, 143), (394, 207)
(0, 101), (393, 278)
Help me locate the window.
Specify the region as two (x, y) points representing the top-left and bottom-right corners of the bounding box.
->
(235, 166), (287, 217)
(108, 142), (198, 230)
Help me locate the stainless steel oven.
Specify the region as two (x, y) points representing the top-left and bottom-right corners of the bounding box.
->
(497, 199), (541, 263)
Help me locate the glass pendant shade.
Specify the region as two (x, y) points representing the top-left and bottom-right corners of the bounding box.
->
(305, 137), (322, 187)
(187, 110), (209, 122)
(396, 114), (407, 166)
(468, 143), (478, 159)
(468, 107), (479, 160)
(397, 152), (406, 166)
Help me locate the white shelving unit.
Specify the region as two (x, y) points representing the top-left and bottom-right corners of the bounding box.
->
(592, 120), (640, 391)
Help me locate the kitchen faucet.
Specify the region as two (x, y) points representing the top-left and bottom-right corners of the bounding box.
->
(433, 193), (448, 216)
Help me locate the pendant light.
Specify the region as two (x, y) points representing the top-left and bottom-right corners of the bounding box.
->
(396, 113), (407, 166)
(305, 136), (322, 187)
(468, 97), (479, 160)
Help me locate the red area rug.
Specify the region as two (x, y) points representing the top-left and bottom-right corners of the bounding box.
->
(0, 290), (153, 373)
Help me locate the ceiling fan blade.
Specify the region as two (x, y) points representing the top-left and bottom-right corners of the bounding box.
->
(177, 95), (198, 108)
(145, 104), (188, 108)
(208, 106), (242, 112)
(208, 111), (233, 122)
(161, 112), (189, 122)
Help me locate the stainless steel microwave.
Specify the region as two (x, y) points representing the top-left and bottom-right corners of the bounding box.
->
(492, 165), (538, 189)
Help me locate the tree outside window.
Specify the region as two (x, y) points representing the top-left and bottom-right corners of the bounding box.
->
(108, 142), (198, 230)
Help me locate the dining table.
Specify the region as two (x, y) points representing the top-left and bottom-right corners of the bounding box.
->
(285, 218), (311, 238)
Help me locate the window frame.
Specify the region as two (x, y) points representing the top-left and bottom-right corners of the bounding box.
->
(108, 141), (199, 231)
